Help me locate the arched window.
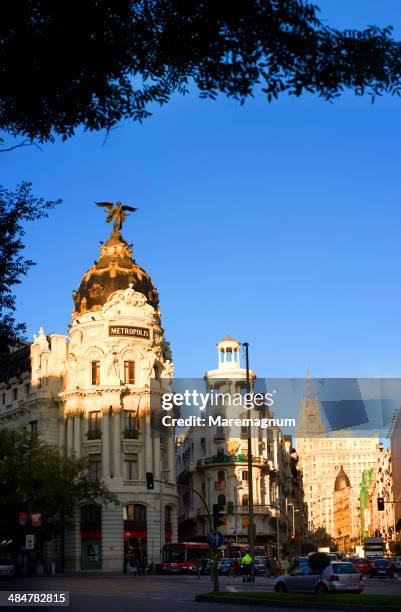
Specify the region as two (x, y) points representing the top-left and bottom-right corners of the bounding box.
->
(124, 503), (147, 523)
(217, 470), (226, 482)
(242, 494), (249, 508)
(217, 494), (226, 506)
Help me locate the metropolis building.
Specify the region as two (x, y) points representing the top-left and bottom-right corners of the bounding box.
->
(0, 209), (178, 571)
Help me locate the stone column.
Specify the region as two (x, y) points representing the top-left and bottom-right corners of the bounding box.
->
(66, 415), (73, 455)
(167, 434), (175, 482)
(102, 408), (110, 479)
(58, 416), (65, 449)
(153, 434), (161, 481)
(73, 412), (81, 458)
(113, 409), (121, 478)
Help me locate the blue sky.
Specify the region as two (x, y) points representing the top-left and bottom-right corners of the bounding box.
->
(3, 1), (401, 380)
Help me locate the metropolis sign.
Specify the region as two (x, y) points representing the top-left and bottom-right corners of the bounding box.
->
(108, 325), (150, 339)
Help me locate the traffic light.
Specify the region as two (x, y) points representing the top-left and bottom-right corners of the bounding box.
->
(290, 535), (296, 542)
(377, 497), (385, 512)
(146, 472), (154, 490)
(213, 504), (225, 530)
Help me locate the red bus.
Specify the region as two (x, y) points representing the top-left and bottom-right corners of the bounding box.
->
(162, 542), (211, 573)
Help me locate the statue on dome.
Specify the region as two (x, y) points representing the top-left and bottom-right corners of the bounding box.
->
(96, 201), (138, 235)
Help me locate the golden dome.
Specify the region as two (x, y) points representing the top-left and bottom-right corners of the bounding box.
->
(72, 232), (159, 317)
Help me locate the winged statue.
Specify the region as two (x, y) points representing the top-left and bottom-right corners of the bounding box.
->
(96, 200), (138, 234)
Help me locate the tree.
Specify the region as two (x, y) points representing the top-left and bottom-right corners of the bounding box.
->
(0, 182), (61, 363)
(1, 1), (401, 145)
(0, 429), (117, 542)
(308, 552), (330, 573)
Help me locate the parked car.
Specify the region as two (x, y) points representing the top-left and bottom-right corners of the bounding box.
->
(253, 556), (267, 575)
(298, 556), (309, 567)
(349, 557), (373, 575)
(274, 561), (363, 594)
(0, 556), (15, 580)
(370, 557), (394, 578)
(218, 558), (234, 575)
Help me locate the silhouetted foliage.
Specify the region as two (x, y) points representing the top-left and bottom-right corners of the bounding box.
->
(1, 1), (401, 144)
(0, 429), (117, 541)
(0, 182), (60, 362)
(308, 552), (330, 572)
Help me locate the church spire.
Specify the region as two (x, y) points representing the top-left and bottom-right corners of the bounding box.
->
(296, 368), (325, 437)
(306, 367), (311, 401)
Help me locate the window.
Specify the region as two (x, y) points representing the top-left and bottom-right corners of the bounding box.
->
(13, 388), (17, 401)
(30, 420), (38, 434)
(242, 470), (248, 481)
(218, 494), (226, 506)
(124, 361), (135, 384)
(25, 383), (30, 395)
(124, 453), (138, 480)
(165, 506), (172, 530)
(89, 454), (101, 479)
(217, 470), (225, 482)
(270, 482), (277, 503)
(88, 412), (101, 439)
(124, 503), (146, 522)
(242, 494), (249, 507)
(124, 410), (138, 438)
(1, 393), (5, 405)
(91, 361), (100, 386)
(81, 504), (101, 525)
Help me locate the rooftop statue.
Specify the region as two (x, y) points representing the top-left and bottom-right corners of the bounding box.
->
(96, 200), (138, 235)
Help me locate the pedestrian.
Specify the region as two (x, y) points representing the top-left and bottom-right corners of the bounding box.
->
(281, 556), (290, 575)
(241, 551), (253, 582)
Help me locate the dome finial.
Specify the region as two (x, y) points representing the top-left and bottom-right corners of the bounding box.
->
(95, 200), (139, 236)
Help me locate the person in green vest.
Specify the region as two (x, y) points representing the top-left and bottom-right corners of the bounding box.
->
(241, 552), (253, 582)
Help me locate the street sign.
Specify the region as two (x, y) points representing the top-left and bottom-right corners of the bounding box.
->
(207, 530), (224, 548)
(31, 512), (42, 527)
(19, 512), (28, 526)
(25, 534), (35, 550)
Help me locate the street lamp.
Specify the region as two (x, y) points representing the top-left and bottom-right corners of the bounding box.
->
(242, 342), (255, 582)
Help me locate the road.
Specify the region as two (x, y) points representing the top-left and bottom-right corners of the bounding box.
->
(0, 574), (400, 612)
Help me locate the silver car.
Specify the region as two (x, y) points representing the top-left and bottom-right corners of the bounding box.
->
(274, 561), (363, 594)
(0, 556), (15, 579)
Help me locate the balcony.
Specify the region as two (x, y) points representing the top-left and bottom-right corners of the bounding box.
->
(197, 454), (267, 467)
(214, 480), (226, 490)
(87, 430), (102, 440)
(214, 433), (226, 442)
(123, 480), (146, 487)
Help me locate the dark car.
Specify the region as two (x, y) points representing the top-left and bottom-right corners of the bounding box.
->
(0, 556), (15, 580)
(218, 558), (234, 575)
(370, 557), (394, 578)
(253, 556), (267, 575)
